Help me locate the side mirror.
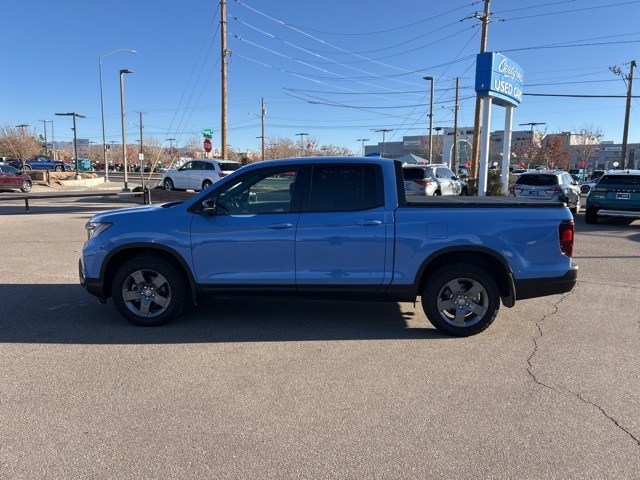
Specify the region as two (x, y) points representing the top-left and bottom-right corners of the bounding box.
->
(201, 199), (218, 215)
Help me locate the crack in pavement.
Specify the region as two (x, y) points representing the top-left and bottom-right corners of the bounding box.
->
(526, 292), (640, 447)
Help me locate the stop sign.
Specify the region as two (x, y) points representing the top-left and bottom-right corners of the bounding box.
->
(203, 138), (212, 152)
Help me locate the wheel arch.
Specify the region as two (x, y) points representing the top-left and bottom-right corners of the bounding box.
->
(415, 247), (515, 307)
(202, 177), (218, 190)
(100, 244), (197, 303)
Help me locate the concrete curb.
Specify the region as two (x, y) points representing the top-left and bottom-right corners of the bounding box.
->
(58, 177), (107, 187)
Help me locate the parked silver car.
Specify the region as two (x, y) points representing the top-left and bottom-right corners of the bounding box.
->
(402, 164), (465, 196)
(509, 170), (580, 213)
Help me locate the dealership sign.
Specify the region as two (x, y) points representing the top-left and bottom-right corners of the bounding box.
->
(475, 52), (524, 107)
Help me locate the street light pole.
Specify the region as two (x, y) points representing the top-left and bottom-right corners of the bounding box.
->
(119, 69), (133, 192)
(295, 132), (309, 156)
(357, 138), (369, 156)
(423, 76), (435, 162)
(99, 49), (136, 182)
(519, 122), (546, 169)
(55, 113), (85, 179)
(374, 129), (393, 157)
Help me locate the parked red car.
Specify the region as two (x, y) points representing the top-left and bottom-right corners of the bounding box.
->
(0, 164), (32, 192)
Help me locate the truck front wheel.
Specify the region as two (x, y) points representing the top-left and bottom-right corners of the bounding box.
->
(421, 264), (500, 336)
(112, 255), (187, 326)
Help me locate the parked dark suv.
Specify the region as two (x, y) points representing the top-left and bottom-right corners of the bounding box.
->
(585, 169), (640, 224)
(509, 170), (580, 213)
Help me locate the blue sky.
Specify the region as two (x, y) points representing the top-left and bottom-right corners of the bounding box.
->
(2, 0), (639, 155)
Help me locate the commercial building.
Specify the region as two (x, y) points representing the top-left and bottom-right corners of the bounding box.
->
(364, 129), (638, 174)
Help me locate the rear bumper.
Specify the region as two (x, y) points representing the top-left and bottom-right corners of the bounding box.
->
(514, 264), (578, 301)
(596, 209), (640, 219)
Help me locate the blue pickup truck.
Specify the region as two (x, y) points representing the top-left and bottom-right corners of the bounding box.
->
(79, 156), (577, 336)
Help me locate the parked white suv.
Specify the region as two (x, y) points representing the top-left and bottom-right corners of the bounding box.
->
(161, 160), (223, 191)
(402, 164), (465, 196)
(217, 160), (242, 177)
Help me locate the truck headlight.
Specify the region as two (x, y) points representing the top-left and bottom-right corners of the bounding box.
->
(85, 221), (112, 240)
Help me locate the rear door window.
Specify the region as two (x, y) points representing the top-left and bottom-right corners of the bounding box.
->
(403, 168), (425, 181)
(308, 164), (384, 212)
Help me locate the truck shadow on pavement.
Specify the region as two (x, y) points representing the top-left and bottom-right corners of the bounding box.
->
(0, 284), (446, 344)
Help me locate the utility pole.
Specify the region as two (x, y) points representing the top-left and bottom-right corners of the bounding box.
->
(39, 119), (51, 156)
(166, 138), (177, 168)
(612, 60), (636, 169)
(423, 76), (435, 162)
(137, 111), (146, 188)
(51, 121), (55, 160)
(221, 0), (228, 160)
(261, 97), (266, 161)
(452, 77), (460, 174)
(471, 0), (491, 180)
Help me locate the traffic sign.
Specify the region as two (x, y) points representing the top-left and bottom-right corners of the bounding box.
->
(202, 129), (213, 137)
(203, 138), (212, 152)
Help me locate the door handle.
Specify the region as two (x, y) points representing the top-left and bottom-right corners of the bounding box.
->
(268, 223), (293, 229)
(357, 220), (383, 226)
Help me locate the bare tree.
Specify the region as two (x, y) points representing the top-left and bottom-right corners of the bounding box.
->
(183, 135), (202, 159)
(0, 124), (42, 160)
(265, 137), (296, 160)
(573, 125), (603, 168)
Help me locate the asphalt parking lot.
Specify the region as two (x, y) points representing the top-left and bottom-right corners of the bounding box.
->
(0, 195), (638, 479)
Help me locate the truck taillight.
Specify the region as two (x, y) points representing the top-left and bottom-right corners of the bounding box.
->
(559, 220), (574, 257)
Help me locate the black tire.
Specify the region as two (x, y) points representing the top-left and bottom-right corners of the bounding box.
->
(20, 180), (32, 193)
(22, 165), (32, 171)
(54, 165), (64, 172)
(163, 178), (174, 191)
(580, 185), (591, 194)
(585, 206), (598, 224)
(202, 179), (212, 190)
(421, 264), (500, 336)
(433, 190), (442, 196)
(111, 255), (188, 326)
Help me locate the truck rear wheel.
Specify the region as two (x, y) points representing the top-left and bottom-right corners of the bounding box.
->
(112, 255), (187, 326)
(421, 264), (500, 336)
